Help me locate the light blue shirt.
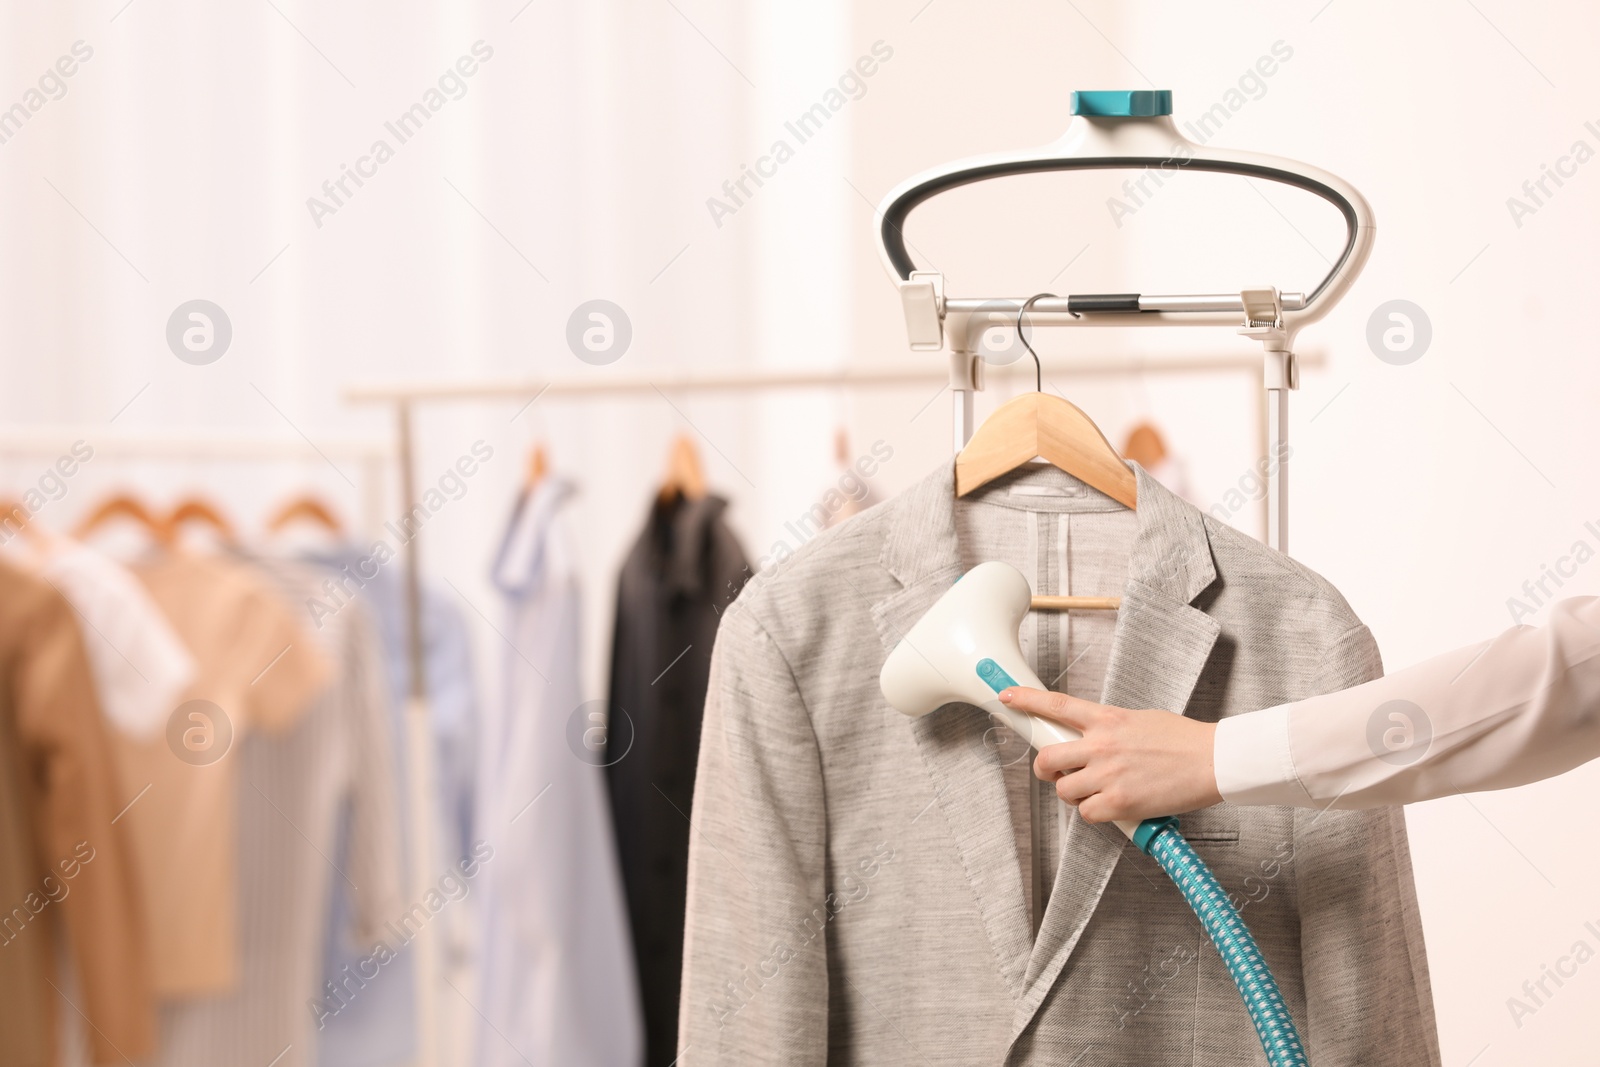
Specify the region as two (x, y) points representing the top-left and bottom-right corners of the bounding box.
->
(310, 550), (480, 1067)
(474, 479), (642, 1066)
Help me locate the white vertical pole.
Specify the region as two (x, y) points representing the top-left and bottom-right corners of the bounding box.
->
(361, 453), (385, 544)
(1258, 343), (1295, 556)
(949, 347), (978, 451)
(396, 403), (440, 1067)
(953, 387), (974, 451)
(1265, 384), (1289, 556)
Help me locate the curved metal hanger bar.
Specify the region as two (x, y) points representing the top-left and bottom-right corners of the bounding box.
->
(874, 108), (1376, 330)
(882, 158), (1358, 303)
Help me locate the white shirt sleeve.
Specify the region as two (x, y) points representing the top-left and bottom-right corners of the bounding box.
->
(1212, 704), (1311, 807)
(1213, 596), (1600, 809)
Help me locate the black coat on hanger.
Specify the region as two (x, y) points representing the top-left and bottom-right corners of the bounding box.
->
(605, 492), (749, 1067)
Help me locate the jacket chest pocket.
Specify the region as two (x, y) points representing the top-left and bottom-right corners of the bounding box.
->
(1175, 804), (1241, 847)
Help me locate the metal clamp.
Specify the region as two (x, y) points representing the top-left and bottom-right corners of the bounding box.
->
(900, 271), (945, 351)
(1238, 287), (1298, 390)
(1239, 287), (1283, 332)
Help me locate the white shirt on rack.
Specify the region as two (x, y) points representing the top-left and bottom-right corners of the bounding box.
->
(37, 540), (194, 739)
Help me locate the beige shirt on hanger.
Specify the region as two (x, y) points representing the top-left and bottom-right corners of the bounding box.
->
(113, 552), (329, 996)
(0, 558), (157, 1066)
(149, 556), (402, 1067)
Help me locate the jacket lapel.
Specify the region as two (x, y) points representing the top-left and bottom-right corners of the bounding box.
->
(868, 462), (1225, 1024)
(1008, 467), (1222, 1044)
(871, 463), (1036, 1002)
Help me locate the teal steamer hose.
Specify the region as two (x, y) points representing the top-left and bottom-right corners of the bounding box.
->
(1135, 818), (1309, 1067)
(971, 659), (1306, 1064)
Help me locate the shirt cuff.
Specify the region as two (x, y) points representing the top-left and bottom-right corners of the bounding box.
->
(1213, 704), (1314, 807)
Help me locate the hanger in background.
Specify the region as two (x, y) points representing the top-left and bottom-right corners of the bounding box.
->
(658, 434), (707, 504)
(167, 495), (238, 547)
(266, 495), (345, 537)
(75, 493), (171, 545)
(956, 295), (1132, 612)
(1121, 421), (1168, 471)
(525, 442), (548, 490)
(0, 499), (48, 549)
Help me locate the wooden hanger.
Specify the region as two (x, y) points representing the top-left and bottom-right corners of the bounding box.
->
(525, 443), (549, 490)
(956, 296), (1134, 612)
(958, 395), (1130, 612)
(1121, 420), (1168, 470)
(658, 434), (707, 504)
(75, 493), (172, 545)
(167, 495), (238, 546)
(956, 392), (1137, 507)
(265, 495), (345, 537)
(0, 499), (44, 547)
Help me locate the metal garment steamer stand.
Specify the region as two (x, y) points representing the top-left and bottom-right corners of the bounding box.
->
(875, 89), (1376, 554)
(873, 90), (1375, 1065)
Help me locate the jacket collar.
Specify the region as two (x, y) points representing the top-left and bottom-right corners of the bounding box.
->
(870, 459), (1222, 1028)
(875, 458), (1217, 605)
(490, 476), (576, 599)
(643, 493), (729, 597)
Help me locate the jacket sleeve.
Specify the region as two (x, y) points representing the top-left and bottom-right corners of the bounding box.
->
(1290, 623), (1442, 1067)
(677, 607), (829, 1065)
(16, 583), (157, 1063)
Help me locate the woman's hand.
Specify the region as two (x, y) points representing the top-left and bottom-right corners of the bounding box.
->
(999, 688), (1223, 823)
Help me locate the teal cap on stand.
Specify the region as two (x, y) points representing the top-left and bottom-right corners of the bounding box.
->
(1071, 90), (1172, 117)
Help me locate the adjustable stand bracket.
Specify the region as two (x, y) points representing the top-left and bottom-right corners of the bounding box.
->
(1237, 287), (1295, 555)
(945, 307), (981, 452)
(1238, 287), (1298, 387)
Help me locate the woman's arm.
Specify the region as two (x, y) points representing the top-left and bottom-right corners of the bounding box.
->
(1012, 596), (1600, 819)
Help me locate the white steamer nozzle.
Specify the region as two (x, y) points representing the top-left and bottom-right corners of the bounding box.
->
(878, 560), (1140, 839)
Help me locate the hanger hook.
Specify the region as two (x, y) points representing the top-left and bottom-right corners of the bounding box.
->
(1016, 293), (1057, 393)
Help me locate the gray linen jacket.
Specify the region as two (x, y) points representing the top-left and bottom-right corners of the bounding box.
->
(678, 462), (1440, 1066)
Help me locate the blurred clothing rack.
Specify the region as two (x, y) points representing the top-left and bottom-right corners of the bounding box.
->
(0, 426), (394, 538)
(0, 424), (412, 1062)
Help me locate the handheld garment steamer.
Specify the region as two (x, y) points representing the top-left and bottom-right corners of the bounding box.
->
(880, 561), (1308, 1067)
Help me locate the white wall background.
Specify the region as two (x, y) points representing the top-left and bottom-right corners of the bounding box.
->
(2, 0), (1597, 1063)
